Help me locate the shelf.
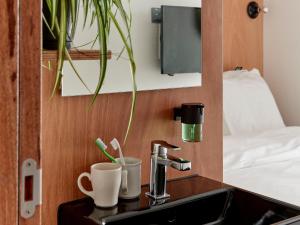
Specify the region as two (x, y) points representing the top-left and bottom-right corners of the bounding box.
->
(43, 50), (112, 61)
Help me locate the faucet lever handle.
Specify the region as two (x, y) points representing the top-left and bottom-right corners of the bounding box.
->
(151, 140), (181, 151)
(161, 141), (181, 151)
(161, 142), (181, 151)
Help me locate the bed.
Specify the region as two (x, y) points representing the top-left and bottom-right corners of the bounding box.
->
(223, 69), (300, 207)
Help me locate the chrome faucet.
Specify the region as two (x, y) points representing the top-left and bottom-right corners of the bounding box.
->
(146, 140), (192, 200)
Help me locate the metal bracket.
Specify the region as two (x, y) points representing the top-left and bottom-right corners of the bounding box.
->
(151, 8), (162, 23)
(21, 159), (42, 219)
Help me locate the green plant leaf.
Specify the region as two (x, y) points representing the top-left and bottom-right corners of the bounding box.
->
(42, 14), (56, 39)
(65, 49), (92, 94)
(90, 34), (99, 49)
(71, 35), (98, 48)
(90, 11), (97, 27)
(70, 0), (79, 38)
(51, 0), (58, 29)
(51, 0), (67, 98)
(112, 0), (133, 60)
(83, 0), (90, 28)
(48, 60), (52, 70)
(108, 8), (136, 144)
(89, 0), (108, 107)
(45, 3), (92, 97)
(44, 0), (137, 144)
(45, 0), (52, 10)
(70, 0), (77, 24)
(41, 60), (52, 70)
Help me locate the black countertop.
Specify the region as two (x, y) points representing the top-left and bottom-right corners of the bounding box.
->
(58, 176), (300, 225)
(58, 175), (229, 225)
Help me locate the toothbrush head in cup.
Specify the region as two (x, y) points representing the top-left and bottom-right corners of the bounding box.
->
(95, 138), (117, 163)
(110, 138), (126, 166)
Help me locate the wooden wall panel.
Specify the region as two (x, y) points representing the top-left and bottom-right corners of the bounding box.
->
(0, 1), (18, 225)
(19, 0), (42, 225)
(223, 0), (263, 72)
(41, 1), (223, 225)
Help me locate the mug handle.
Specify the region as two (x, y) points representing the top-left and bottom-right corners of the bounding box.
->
(77, 172), (95, 199)
(121, 170), (128, 193)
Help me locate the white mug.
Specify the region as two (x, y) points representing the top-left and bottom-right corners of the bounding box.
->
(77, 163), (122, 207)
(116, 157), (142, 199)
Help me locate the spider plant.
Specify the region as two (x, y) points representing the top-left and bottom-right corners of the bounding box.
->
(43, 0), (136, 143)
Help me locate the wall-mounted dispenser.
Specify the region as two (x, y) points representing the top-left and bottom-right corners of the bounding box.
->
(174, 103), (204, 142)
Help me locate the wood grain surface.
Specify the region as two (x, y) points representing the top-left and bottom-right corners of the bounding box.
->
(43, 50), (112, 61)
(40, 1), (223, 224)
(223, 0), (263, 72)
(0, 1), (18, 225)
(19, 0), (42, 225)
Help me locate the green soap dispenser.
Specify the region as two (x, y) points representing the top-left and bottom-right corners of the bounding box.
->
(174, 103), (205, 142)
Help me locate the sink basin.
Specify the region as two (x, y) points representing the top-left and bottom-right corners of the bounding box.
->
(105, 188), (300, 225)
(58, 176), (300, 225)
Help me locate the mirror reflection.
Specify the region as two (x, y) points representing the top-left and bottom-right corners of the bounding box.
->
(61, 0), (202, 96)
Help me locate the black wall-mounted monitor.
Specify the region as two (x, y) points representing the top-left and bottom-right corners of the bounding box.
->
(161, 6), (201, 75)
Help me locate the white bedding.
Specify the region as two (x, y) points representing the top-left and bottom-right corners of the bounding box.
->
(224, 127), (300, 206)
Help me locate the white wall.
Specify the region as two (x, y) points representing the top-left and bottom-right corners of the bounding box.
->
(62, 0), (202, 96)
(264, 0), (300, 125)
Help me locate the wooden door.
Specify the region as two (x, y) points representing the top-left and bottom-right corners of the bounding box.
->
(0, 0), (42, 224)
(19, 0), (42, 225)
(0, 1), (18, 225)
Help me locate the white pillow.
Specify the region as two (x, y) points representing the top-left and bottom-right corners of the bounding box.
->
(223, 69), (285, 135)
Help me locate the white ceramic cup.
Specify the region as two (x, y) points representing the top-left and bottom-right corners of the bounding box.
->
(116, 157), (142, 199)
(77, 163), (122, 208)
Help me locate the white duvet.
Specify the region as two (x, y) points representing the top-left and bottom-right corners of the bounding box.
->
(224, 127), (300, 206)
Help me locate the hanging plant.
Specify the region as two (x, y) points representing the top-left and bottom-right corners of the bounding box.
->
(43, 0), (136, 143)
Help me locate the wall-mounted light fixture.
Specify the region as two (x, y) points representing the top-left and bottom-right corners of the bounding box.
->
(247, 1), (269, 19)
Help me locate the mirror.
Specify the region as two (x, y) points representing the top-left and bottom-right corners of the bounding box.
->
(223, 0), (300, 207)
(62, 0), (202, 97)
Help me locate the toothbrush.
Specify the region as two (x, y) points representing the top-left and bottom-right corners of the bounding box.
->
(110, 138), (126, 166)
(95, 138), (117, 163)
(111, 138), (128, 192)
